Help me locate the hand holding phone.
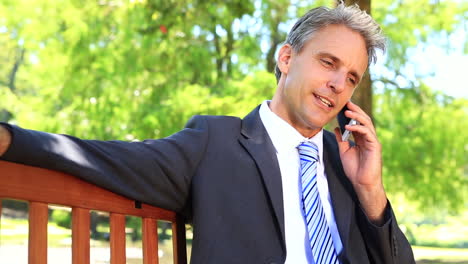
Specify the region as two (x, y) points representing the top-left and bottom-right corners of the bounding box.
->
(337, 104), (359, 141)
(334, 101), (386, 223)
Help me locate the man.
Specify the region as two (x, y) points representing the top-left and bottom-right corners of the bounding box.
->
(0, 4), (414, 264)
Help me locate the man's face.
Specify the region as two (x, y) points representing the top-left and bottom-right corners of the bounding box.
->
(271, 24), (368, 138)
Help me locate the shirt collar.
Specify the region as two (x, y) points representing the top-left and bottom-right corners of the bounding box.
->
(259, 100), (324, 161)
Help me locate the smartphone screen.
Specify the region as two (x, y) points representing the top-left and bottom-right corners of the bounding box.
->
(337, 105), (351, 134)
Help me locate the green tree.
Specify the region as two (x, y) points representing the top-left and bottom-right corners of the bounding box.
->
(375, 85), (468, 213)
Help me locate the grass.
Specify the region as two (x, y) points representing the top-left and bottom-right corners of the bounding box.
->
(0, 218), (71, 247)
(414, 246), (468, 264)
(403, 214), (468, 248)
(0, 216), (188, 264)
(1, 216), (466, 263)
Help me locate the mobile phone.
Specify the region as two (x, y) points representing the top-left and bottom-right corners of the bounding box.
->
(337, 104), (358, 141)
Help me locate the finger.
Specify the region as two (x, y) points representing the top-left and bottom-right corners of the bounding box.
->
(346, 102), (373, 123)
(344, 102), (376, 134)
(333, 127), (342, 142)
(346, 101), (372, 121)
(334, 127), (351, 152)
(344, 110), (376, 135)
(345, 123), (379, 145)
(346, 101), (366, 115)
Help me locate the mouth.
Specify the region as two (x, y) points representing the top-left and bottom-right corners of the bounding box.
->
(313, 93), (335, 108)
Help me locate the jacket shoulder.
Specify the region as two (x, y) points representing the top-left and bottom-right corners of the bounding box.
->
(186, 115), (242, 131)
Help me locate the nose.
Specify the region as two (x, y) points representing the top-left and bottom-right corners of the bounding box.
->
(327, 72), (346, 93)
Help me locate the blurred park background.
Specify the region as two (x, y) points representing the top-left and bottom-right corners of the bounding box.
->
(0, 0), (467, 263)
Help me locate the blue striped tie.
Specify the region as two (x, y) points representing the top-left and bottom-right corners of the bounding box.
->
(298, 142), (339, 264)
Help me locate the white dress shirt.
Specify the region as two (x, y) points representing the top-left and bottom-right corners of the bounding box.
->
(259, 101), (343, 263)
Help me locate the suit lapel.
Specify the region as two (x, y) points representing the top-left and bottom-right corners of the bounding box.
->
(238, 106), (285, 247)
(323, 131), (357, 262)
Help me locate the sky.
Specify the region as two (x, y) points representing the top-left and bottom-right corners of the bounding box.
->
(416, 48), (468, 99)
(370, 44), (468, 99)
(371, 20), (468, 99)
(374, 26), (468, 99)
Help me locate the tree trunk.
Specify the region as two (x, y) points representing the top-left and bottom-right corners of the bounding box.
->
(266, 21), (283, 73)
(212, 25), (223, 83)
(225, 22), (235, 79)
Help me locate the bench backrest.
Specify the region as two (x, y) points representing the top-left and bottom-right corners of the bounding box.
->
(0, 160), (187, 264)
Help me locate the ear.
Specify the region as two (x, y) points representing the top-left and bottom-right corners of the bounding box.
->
(277, 44), (293, 75)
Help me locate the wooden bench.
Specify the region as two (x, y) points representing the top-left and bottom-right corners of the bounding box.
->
(0, 160), (187, 264)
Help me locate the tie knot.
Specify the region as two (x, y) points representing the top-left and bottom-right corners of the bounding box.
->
(297, 141), (319, 162)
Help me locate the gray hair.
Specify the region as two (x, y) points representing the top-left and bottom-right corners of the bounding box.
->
(275, 3), (386, 82)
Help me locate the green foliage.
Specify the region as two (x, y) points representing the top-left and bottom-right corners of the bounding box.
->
(51, 209), (72, 229)
(0, 218), (72, 247)
(0, 0), (289, 139)
(375, 85), (468, 213)
(126, 215), (142, 242)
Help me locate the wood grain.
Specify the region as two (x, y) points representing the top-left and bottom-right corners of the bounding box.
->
(143, 217), (159, 264)
(28, 202), (48, 264)
(72, 207), (90, 264)
(0, 160), (175, 221)
(110, 213), (126, 264)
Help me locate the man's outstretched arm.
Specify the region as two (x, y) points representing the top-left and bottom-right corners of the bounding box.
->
(0, 125), (12, 156)
(0, 117), (210, 213)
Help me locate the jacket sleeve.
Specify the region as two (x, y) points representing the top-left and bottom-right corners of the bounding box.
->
(356, 201), (415, 264)
(0, 116), (209, 212)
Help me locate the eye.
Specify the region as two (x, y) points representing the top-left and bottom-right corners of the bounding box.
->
(347, 77), (357, 86)
(320, 59), (333, 67)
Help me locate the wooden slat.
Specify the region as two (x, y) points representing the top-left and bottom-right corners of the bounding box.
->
(110, 213), (126, 264)
(0, 161), (175, 221)
(172, 215), (187, 264)
(72, 207), (90, 264)
(0, 160), (187, 263)
(142, 218), (159, 264)
(29, 202), (48, 264)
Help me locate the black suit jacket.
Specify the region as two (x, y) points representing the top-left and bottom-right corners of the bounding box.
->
(1, 106), (414, 263)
